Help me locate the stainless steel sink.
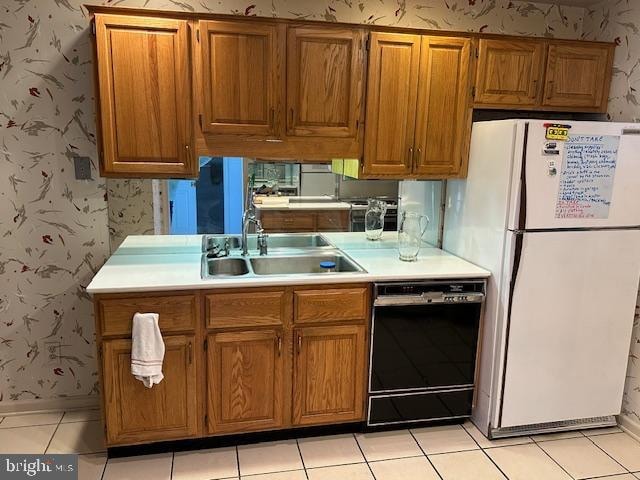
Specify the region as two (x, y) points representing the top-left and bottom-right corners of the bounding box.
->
(250, 253), (363, 275)
(203, 233), (332, 252)
(203, 235), (241, 252)
(267, 234), (332, 249)
(204, 257), (249, 277)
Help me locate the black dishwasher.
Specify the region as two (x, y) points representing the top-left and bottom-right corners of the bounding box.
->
(368, 281), (485, 427)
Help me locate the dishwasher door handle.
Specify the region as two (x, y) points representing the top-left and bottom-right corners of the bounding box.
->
(375, 292), (485, 306)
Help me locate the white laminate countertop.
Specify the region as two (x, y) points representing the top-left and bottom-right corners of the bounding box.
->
(86, 232), (490, 294)
(255, 202), (351, 210)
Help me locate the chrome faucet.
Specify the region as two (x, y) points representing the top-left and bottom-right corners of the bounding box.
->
(241, 210), (259, 256)
(257, 228), (268, 256)
(241, 176), (269, 256)
(241, 213), (268, 256)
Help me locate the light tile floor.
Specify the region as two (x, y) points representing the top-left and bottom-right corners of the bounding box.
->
(2, 410), (640, 480)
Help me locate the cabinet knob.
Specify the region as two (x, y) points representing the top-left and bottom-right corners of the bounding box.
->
(297, 334), (302, 354)
(408, 146), (413, 166)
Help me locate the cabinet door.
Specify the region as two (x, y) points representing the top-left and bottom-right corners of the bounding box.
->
(94, 14), (195, 177)
(293, 325), (366, 426)
(199, 21), (283, 136)
(414, 36), (472, 177)
(474, 39), (545, 107)
(207, 330), (285, 434)
(102, 335), (198, 445)
(363, 33), (420, 177)
(543, 43), (612, 110)
(287, 26), (365, 138)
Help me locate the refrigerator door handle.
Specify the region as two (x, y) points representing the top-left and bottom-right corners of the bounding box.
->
(517, 123), (529, 231)
(498, 230), (525, 425)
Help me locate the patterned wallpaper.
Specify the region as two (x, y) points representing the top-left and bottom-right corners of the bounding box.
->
(107, 179), (155, 251)
(0, 0), (594, 408)
(583, 0), (640, 428)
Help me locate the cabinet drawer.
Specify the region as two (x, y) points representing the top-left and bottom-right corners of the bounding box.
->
(294, 286), (368, 323)
(316, 210), (349, 231)
(206, 289), (286, 328)
(260, 211), (315, 232)
(98, 294), (197, 337)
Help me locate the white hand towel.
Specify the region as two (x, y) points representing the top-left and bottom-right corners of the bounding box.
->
(131, 312), (165, 388)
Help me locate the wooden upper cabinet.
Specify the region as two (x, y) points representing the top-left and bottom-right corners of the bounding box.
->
(102, 335), (198, 445)
(286, 26), (365, 138)
(199, 21), (284, 136)
(363, 32), (421, 176)
(414, 36), (472, 177)
(207, 330), (285, 434)
(474, 38), (545, 107)
(543, 42), (612, 109)
(293, 324), (366, 426)
(94, 14), (195, 178)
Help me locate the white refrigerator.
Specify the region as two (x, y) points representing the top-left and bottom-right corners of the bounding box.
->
(444, 119), (640, 437)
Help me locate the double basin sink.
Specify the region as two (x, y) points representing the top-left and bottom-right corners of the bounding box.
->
(201, 233), (365, 279)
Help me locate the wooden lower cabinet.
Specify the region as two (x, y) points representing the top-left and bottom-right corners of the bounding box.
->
(96, 284), (369, 446)
(293, 324), (367, 425)
(207, 329), (286, 434)
(258, 209), (350, 233)
(102, 335), (198, 445)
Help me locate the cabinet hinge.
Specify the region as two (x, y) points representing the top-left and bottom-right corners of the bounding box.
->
(198, 114), (203, 130)
(365, 38), (370, 51)
(203, 338), (208, 351)
(204, 414), (208, 425)
(471, 86), (476, 99)
(475, 47), (479, 59)
(91, 21), (96, 36)
(196, 29), (200, 43)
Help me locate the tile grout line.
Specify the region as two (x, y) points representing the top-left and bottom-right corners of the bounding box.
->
(235, 445), (241, 479)
(352, 432), (380, 479)
(43, 412), (65, 454)
(407, 429), (444, 480)
(530, 437), (577, 480)
(294, 438), (310, 480)
(459, 424), (514, 480)
(585, 433), (631, 474)
(99, 451), (108, 480)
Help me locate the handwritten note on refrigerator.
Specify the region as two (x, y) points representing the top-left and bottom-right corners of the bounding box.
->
(554, 134), (620, 219)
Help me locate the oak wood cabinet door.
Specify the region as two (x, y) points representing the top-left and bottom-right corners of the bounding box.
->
(414, 36), (472, 177)
(199, 20), (284, 136)
(543, 42), (612, 110)
(363, 32), (421, 177)
(286, 26), (365, 139)
(293, 324), (366, 426)
(94, 14), (195, 178)
(102, 335), (198, 445)
(474, 38), (545, 107)
(207, 330), (285, 434)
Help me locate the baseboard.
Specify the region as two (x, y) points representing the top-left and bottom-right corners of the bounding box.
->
(0, 395), (100, 416)
(618, 413), (640, 442)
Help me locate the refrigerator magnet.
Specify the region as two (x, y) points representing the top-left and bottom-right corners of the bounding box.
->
(544, 123), (571, 140)
(542, 141), (560, 156)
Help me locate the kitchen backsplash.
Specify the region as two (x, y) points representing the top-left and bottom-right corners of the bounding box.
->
(583, 0), (640, 430)
(0, 0), (606, 409)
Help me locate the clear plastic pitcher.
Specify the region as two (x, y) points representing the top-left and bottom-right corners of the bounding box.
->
(398, 211), (429, 262)
(365, 198), (387, 241)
